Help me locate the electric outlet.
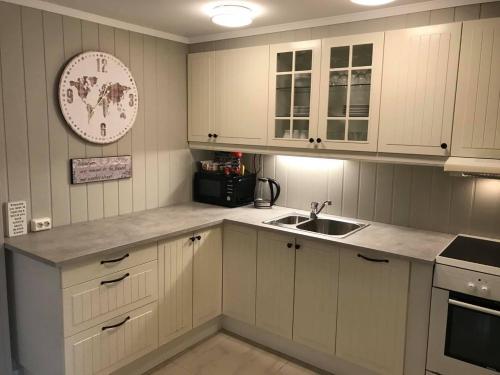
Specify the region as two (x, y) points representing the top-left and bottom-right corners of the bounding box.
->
(30, 217), (52, 232)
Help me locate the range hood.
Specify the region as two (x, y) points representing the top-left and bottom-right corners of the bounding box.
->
(444, 157), (500, 179)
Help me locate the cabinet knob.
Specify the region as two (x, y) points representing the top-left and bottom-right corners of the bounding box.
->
(213, 134), (218, 139)
(196, 235), (202, 241)
(309, 138), (314, 143)
(208, 133), (213, 138)
(440, 143), (448, 149)
(190, 236), (196, 242)
(316, 138), (322, 143)
(286, 243), (293, 248)
(295, 244), (301, 250)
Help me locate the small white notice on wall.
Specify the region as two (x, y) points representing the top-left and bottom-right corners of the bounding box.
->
(5, 201), (27, 237)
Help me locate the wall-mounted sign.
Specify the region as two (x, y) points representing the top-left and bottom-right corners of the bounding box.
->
(5, 201), (27, 237)
(71, 156), (132, 184)
(59, 51), (139, 144)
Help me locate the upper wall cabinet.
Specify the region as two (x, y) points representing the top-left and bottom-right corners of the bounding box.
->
(215, 46), (270, 145)
(267, 40), (322, 148)
(188, 47), (269, 146)
(188, 51), (215, 143)
(378, 23), (462, 156)
(317, 33), (384, 152)
(452, 18), (500, 159)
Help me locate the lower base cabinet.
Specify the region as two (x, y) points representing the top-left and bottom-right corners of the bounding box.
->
(336, 249), (410, 375)
(293, 239), (339, 354)
(64, 302), (158, 375)
(256, 230), (296, 339)
(193, 226), (223, 327)
(158, 236), (193, 346)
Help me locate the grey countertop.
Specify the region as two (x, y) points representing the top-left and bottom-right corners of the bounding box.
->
(4, 202), (455, 266)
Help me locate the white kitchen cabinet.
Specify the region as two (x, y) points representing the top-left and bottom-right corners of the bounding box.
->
(336, 249), (410, 375)
(64, 303), (158, 375)
(293, 238), (339, 354)
(378, 23), (461, 156)
(267, 40), (322, 148)
(214, 45), (269, 145)
(223, 224), (257, 325)
(193, 226), (223, 327)
(158, 236), (193, 346)
(317, 33), (384, 152)
(452, 18), (500, 158)
(256, 230), (296, 339)
(188, 51), (215, 143)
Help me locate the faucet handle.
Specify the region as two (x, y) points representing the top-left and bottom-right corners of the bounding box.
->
(310, 201), (319, 210)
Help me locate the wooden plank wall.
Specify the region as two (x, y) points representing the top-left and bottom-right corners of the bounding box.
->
(0, 2), (194, 228)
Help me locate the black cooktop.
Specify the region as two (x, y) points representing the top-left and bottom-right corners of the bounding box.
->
(440, 235), (500, 268)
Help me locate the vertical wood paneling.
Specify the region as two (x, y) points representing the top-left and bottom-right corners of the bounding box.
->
(157, 39), (170, 207)
(327, 160), (343, 215)
(130, 32), (146, 212)
(374, 164), (394, 224)
(143, 36), (159, 209)
(429, 168), (452, 233)
(0, 3), (31, 219)
(357, 162), (376, 221)
(0, 47), (8, 206)
(98, 24), (120, 218)
(82, 20), (104, 221)
(114, 28), (133, 215)
(21, 8), (52, 220)
(470, 179), (500, 237)
(342, 161), (360, 218)
(409, 166), (433, 230)
(43, 11), (71, 226)
(449, 178), (474, 234)
(391, 165), (412, 227)
(63, 16), (88, 224)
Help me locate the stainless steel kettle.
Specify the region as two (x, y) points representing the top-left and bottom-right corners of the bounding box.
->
(254, 177), (281, 208)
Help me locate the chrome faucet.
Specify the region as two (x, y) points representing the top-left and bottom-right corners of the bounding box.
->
(310, 200), (332, 219)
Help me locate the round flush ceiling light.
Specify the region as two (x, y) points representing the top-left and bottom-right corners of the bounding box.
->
(211, 4), (254, 27)
(351, 0), (396, 5)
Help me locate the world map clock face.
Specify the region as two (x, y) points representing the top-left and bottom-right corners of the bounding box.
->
(59, 51), (139, 144)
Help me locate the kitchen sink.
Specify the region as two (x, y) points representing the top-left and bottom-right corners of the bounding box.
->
(263, 214), (368, 238)
(296, 218), (366, 236)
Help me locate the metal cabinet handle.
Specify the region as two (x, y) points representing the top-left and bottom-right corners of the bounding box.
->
(102, 316), (130, 331)
(100, 253), (129, 265)
(449, 299), (500, 317)
(101, 273), (130, 285)
(357, 254), (389, 263)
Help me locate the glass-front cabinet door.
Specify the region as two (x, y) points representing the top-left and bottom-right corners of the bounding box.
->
(318, 33), (384, 152)
(268, 41), (321, 148)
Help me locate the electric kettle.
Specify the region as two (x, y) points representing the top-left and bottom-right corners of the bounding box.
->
(254, 177), (280, 208)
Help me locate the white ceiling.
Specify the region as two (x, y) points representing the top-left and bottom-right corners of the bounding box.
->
(38, 0), (440, 40)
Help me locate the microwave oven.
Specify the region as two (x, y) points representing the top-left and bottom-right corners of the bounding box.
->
(193, 171), (256, 208)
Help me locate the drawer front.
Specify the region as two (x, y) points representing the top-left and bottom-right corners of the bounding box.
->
(63, 261), (158, 337)
(62, 243), (158, 288)
(64, 302), (158, 375)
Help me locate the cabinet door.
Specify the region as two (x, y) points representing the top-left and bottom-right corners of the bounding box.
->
(378, 23), (461, 156)
(318, 33), (384, 152)
(193, 226), (222, 327)
(336, 250), (410, 375)
(188, 51), (215, 143)
(64, 303), (158, 375)
(452, 18), (500, 158)
(158, 236), (193, 346)
(214, 46), (269, 145)
(223, 224), (257, 325)
(293, 239), (339, 354)
(256, 230), (295, 339)
(267, 40), (322, 148)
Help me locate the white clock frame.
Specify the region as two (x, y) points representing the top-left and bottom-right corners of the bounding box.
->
(59, 51), (139, 144)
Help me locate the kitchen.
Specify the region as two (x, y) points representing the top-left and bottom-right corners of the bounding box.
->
(0, 0), (500, 374)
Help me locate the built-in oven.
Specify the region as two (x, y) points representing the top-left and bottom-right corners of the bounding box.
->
(427, 263), (500, 375)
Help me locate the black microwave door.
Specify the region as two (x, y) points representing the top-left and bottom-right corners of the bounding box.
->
(194, 175), (225, 205)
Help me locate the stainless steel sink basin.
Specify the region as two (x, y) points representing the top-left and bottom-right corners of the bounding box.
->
(296, 218), (366, 236)
(263, 213), (368, 238)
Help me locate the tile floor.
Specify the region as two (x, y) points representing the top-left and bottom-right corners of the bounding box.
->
(148, 332), (325, 375)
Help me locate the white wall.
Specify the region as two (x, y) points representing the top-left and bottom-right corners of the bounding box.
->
(257, 155), (500, 240)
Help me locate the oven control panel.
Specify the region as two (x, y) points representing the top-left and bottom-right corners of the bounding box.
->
(434, 264), (499, 301)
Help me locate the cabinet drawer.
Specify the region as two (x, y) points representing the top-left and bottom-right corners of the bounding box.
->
(64, 302), (158, 375)
(61, 243), (158, 288)
(63, 261), (158, 337)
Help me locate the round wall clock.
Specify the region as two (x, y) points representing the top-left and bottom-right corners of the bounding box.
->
(59, 51), (139, 144)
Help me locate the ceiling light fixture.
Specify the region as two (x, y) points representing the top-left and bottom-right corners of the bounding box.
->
(350, 0), (396, 6)
(210, 4), (254, 27)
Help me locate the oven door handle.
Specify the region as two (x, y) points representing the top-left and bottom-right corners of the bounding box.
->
(449, 298), (500, 317)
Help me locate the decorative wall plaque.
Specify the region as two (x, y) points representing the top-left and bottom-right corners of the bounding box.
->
(59, 51), (139, 144)
(5, 201), (27, 237)
(71, 156), (132, 184)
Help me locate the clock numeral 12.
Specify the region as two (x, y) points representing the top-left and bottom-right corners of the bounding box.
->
(97, 58), (107, 73)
